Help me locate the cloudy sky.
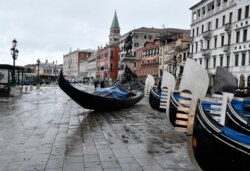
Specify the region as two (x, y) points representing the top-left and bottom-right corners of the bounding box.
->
(0, 0), (198, 66)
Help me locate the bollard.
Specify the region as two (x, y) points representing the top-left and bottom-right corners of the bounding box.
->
(24, 85), (28, 93)
(36, 84), (40, 90)
(19, 85), (23, 95)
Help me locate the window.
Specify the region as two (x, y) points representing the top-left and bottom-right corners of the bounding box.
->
(134, 43), (139, 47)
(207, 21), (211, 31)
(216, 18), (219, 28)
(200, 58), (202, 65)
(200, 40), (203, 51)
(183, 53), (186, 61)
(238, 8), (242, 21)
(228, 33), (231, 44)
(242, 53), (246, 66)
(195, 42), (198, 52)
(213, 57), (216, 68)
(192, 29), (195, 37)
(214, 37), (217, 48)
(243, 29), (248, 42)
(217, 0), (221, 7)
(222, 15), (226, 26)
(207, 40), (210, 49)
(229, 12), (233, 23)
(202, 25), (204, 33)
(221, 35), (224, 46)
(220, 55), (223, 67)
(206, 58), (209, 69)
(245, 5), (249, 18)
(111, 51), (113, 58)
(144, 35), (147, 39)
(235, 54), (239, 66)
(236, 31), (240, 43)
(202, 6), (206, 15)
(197, 27), (199, 36)
(227, 55), (230, 67)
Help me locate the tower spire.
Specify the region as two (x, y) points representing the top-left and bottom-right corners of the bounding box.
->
(109, 10), (121, 45)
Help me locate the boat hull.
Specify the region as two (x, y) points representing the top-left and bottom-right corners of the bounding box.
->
(225, 101), (250, 135)
(193, 101), (250, 170)
(149, 86), (165, 112)
(59, 71), (144, 111)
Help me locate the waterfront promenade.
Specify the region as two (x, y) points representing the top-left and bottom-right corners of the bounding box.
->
(0, 84), (196, 171)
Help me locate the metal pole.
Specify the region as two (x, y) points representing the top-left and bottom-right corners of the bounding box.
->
(38, 63), (40, 84)
(12, 54), (16, 86)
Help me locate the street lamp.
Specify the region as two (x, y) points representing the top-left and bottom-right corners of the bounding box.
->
(10, 39), (19, 86)
(37, 59), (41, 88)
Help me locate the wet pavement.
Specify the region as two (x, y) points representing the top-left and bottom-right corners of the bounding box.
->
(0, 84), (197, 171)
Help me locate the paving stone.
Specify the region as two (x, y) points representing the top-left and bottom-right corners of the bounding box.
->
(0, 85), (197, 171)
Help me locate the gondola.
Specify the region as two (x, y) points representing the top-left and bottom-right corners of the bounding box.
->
(149, 77), (165, 112)
(149, 86), (166, 112)
(58, 68), (144, 111)
(149, 71), (176, 112)
(169, 66), (237, 128)
(226, 97), (250, 135)
(192, 100), (250, 170)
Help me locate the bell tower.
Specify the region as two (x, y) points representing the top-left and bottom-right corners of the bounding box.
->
(109, 11), (121, 45)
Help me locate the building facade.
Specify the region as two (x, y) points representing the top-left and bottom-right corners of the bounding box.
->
(139, 40), (160, 79)
(190, 0), (250, 87)
(36, 60), (61, 83)
(96, 45), (119, 81)
(63, 49), (92, 79)
(87, 51), (97, 78)
(119, 28), (190, 76)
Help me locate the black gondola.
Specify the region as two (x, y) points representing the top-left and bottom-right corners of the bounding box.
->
(149, 72), (176, 113)
(149, 86), (166, 112)
(226, 98), (250, 135)
(169, 66), (238, 128)
(192, 100), (250, 170)
(58, 69), (144, 111)
(149, 77), (166, 112)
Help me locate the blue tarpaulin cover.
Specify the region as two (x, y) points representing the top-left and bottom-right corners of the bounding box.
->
(221, 126), (250, 145)
(173, 92), (191, 101)
(202, 101), (221, 111)
(231, 99), (250, 117)
(92, 86), (129, 100)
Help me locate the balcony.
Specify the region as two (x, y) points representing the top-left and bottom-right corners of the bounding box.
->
(203, 30), (211, 39)
(224, 23), (232, 32)
(223, 45), (231, 54)
(191, 0), (236, 25)
(202, 49), (211, 58)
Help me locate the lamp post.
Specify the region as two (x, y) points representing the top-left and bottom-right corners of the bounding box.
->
(37, 59), (40, 89)
(10, 39), (19, 86)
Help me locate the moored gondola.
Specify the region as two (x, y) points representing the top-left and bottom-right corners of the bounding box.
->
(58, 69), (144, 111)
(149, 86), (165, 112)
(192, 100), (250, 170)
(149, 77), (165, 112)
(226, 98), (250, 135)
(169, 66), (238, 128)
(149, 71), (176, 112)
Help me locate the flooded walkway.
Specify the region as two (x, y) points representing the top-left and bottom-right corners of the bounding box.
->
(0, 85), (197, 171)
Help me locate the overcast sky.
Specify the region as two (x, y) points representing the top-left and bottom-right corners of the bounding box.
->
(0, 0), (198, 66)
